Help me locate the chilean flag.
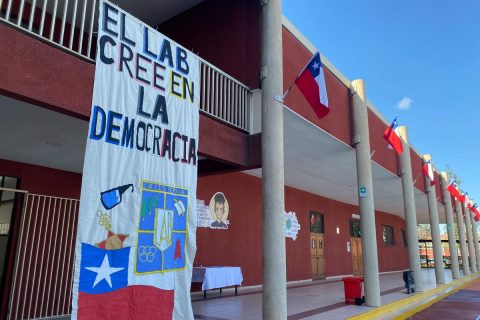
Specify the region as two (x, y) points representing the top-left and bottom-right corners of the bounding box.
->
(471, 203), (480, 221)
(422, 160), (435, 186)
(77, 243), (174, 319)
(461, 192), (469, 204)
(447, 179), (461, 201)
(383, 117), (403, 154)
(295, 52), (329, 119)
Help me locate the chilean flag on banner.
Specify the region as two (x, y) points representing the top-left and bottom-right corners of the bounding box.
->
(78, 244), (174, 319)
(422, 160), (435, 186)
(383, 117), (403, 154)
(447, 179), (461, 201)
(295, 52), (329, 119)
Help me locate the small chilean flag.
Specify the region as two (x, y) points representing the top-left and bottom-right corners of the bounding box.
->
(471, 203), (480, 221)
(461, 192), (469, 204)
(383, 117), (403, 154)
(422, 160), (435, 186)
(447, 179), (461, 201)
(295, 52), (329, 119)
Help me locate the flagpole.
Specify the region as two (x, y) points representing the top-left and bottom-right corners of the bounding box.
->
(275, 52), (317, 102)
(274, 77), (297, 103)
(412, 169), (423, 185)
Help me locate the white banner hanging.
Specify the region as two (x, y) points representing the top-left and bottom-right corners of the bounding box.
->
(71, 1), (199, 319)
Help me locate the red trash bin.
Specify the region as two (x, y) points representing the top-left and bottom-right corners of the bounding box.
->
(342, 277), (364, 304)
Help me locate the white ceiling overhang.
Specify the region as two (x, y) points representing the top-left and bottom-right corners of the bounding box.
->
(246, 106), (446, 224)
(0, 95), (88, 173)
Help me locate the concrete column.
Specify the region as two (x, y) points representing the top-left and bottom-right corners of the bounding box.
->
(423, 155), (445, 284)
(455, 199), (470, 275)
(471, 211), (480, 269)
(260, 0), (286, 319)
(463, 201), (477, 272)
(351, 79), (381, 307)
(397, 126), (424, 291)
(440, 172), (460, 279)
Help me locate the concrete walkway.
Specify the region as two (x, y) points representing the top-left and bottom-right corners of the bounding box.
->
(192, 269), (461, 320)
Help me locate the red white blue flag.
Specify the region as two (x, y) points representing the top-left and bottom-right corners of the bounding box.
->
(422, 160), (435, 186)
(471, 203), (480, 221)
(295, 52), (329, 119)
(447, 179), (461, 201)
(78, 244), (174, 318)
(383, 117), (403, 154)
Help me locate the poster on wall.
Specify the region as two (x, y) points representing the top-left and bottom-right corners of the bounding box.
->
(209, 192), (229, 229)
(71, 1), (199, 319)
(285, 211), (301, 240)
(196, 193), (230, 229)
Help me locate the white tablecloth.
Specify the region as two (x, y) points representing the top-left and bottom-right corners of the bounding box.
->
(192, 266), (243, 291)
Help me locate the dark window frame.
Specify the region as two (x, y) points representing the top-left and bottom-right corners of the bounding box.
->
(309, 211), (324, 234)
(349, 219), (361, 238)
(383, 225), (395, 246)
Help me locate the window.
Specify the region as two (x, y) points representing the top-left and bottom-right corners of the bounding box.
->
(383, 225), (394, 245)
(309, 212), (324, 234)
(401, 229), (408, 247)
(350, 219), (361, 238)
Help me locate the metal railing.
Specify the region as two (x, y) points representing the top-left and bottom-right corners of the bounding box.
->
(200, 58), (251, 132)
(0, 0), (98, 60)
(0, 0), (252, 132)
(8, 193), (79, 320)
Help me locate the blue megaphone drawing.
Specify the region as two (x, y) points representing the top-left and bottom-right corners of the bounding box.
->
(100, 184), (134, 210)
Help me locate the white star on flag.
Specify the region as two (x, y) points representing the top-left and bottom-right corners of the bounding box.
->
(312, 62), (320, 69)
(85, 254), (124, 288)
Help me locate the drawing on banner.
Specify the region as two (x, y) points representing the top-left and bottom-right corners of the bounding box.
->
(95, 210), (130, 250)
(135, 181), (188, 274)
(285, 211), (301, 240)
(209, 192), (229, 229)
(79, 184), (133, 296)
(100, 184), (134, 210)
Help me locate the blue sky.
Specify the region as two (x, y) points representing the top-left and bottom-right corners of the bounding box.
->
(283, 0), (480, 201)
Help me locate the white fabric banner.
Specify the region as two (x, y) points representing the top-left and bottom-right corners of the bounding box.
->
(71, 1), (199, 319)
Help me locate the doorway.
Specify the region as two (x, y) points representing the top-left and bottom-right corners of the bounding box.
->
(310, 211), (325, 279)
(0, 176), (20, 318)
(350, 218), (363, 276)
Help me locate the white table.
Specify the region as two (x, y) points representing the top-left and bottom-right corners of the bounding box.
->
(192, 266), (243, 298)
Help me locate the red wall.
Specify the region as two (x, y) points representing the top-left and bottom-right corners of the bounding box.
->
(158, 0), (260, 89)
(283, 28), (352, 146)
(196, 171), (409, 286)
(0, 159), (81, 198)
(0, 23), (94, 120)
